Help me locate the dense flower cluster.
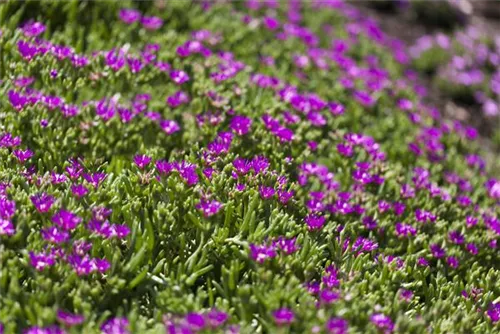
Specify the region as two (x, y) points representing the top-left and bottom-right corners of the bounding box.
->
(0, 1), (499, 333)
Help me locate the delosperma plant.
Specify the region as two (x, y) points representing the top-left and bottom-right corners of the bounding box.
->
(0, 1), (499, 333)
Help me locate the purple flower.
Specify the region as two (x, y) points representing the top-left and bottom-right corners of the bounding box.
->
(57, 310), (85, 326)
(447, 256), (459, 269)
(395, 223), (416, 238)
(326, 317), (348, 334)
(230, 115), (252, 135)
(51, 172), (68, 185)
(21, 21), (46, 37)
(249, 243), (276, 263)
(352, 237), (378, 254)
(105, 49), (126, 71)
(370, 313), (394, 333)
(305, 214), (326, 231)
(119, 8), (141, 24)
(31, 193), (55, 213)
(24, 326), (65, 334)
(29, 251), (56, 271)
(206, 309), (228, 328)
(400, 184), (415, 198)
(0, 219), (15, 236)
(8, 90), (29, 111)
(466, 243), (478, 255)
(487, 303), (500, 322)
(13, 149), (33, 163)
(320, 289), (340, 304)
(399, 288), (413, 301)
(170, 70), (190, 85)
(41, 226), (70, 244)
(415, 209), (436, 224)
(134, 154), (152, 169)
(430, 244), (446, 258)
(87, 220), (130, 239)
(185, 313), (205, 331)
(17, 40), (40, 61)
(141, 16), (163, 30)
(0, 197), (16, 220)
(52, 210), (82, 230)
(160, 120), (181, 135)
(417, 257), (429, 267)
(68, 255), (109, 275)
(196, 199), (223, 217)
(83, 172), (107, 189)
(71, 184), (89, 198)
(101, 317), (129, 334)
(362, 216), (377, 230)
(393, 202), (405, 216)
(259, 186), (276, 200)
(378, 200), (392, 213)
(251, 156), (269, 174)
(166, 91), (190, 108)
(275, 237), (298, 255)
(272, 308), (294, 326)
(233, 158), (251, 175)
(448, 231), (464, 244)
(277, 189), (294, 204)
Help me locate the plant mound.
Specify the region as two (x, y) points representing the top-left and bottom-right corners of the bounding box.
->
(0, 1), (499, 333)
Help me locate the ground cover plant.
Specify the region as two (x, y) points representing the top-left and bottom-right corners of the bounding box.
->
(0, 0), (499, 333)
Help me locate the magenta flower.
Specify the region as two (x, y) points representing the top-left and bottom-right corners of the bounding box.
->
(57, 310), (85, 326)
(83, 172), (107, 189)
(206, 309), (228, 328)
(166, 91), (190, 108)
(51, 172), (68, 185)
(417, 257), (429, 267)
(326, 317), (348, 334)
(160, 120), (181, 135)
(448, 231), (464, 244)
(21, 21), (46, 37)
(29, 251), (56, 271)
(272, 308), (294, 326)
(134, 154), (152, 169)
(277, 189), (294, 204)
(196, 199), (223, 217)
(430, 244), (446, 258)
(274, 237), (298, 255)
(87, 220), (130, 239)
(41, 226), (70, 244)
(466, 243), (478, 255)
(13, 149), (33, 163)
(230, 115), (252, 135)
(71, 184), (89, 198)
(0, 197), (16, 220)
(24, 326), (65, 334)
(0, 219), (15, 236)
(233, 158), (251, 175)
(101, 317), (130, 334)
(119, 8), (141, 24)
(395, 223), (417, 238)
(259, 186), (275, 200)
(31, 193), (55, 213)
(170, 70), (190, 85)
(52, 210), (82, 230)
(415, 209), (436, 224)
(399, 288), (414, 302)
(447, 256), (459, 269)
(249, 243), (276, 263)
(185, 313), (205, 331)
(141, 16), (163, 30)
(320, 289), (340, 304)
(305, 214), (326, 231)
(370, 313), (394, 333)
(105, 48), (126, 71)
(487, 303), (500, 322)
(68, 255), (110, 275)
